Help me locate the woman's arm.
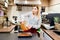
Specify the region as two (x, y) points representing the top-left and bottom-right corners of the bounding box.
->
(32, 16), (42, 29)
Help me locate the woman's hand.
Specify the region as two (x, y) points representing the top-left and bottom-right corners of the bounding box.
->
(20, 21), (26, 24)
(20, 21), (32, 31)
(26, 25), (32, 29)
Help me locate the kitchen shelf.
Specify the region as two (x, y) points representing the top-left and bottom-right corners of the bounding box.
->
(16, 4), (40, 7)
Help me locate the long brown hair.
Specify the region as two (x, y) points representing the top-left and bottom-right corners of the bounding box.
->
(36, 6), (39, 15)
(33, 6), (40, 18)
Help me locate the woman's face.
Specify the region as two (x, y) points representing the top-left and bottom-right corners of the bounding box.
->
(32, 7), (38, 15)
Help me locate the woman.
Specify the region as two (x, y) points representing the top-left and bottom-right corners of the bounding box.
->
(20, 6), (41, 37)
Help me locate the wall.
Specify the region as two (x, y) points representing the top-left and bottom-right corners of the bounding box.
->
(41, 0), (49, 15)
(7, 5), (32, 22)
(48, 0), (60, 13)
(41, 0), (49, 7)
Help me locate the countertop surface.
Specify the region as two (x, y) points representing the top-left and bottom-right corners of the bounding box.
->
(0, 25), (15, 32)
(41, 25), (60, 40)
(43, 29), (60, 40)
(0, 33), (40, 40)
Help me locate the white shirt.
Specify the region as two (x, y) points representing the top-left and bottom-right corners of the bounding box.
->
(23, 13), (41, 29)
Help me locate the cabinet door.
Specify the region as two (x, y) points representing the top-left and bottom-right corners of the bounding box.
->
(43, 32), (52, 40)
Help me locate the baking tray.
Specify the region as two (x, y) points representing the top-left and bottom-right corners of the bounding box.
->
(18, 32), (32, 38)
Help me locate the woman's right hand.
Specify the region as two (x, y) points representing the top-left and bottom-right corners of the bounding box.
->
(26, 25), (32, 29)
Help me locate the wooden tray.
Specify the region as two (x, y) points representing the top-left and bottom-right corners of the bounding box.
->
(18, 32), (32, 38)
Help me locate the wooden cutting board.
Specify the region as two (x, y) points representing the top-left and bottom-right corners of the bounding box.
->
(18, 32), (32, 38)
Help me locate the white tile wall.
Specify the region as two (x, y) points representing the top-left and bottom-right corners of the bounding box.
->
(50, 0), (60, 5)
(8, 5), (32, 22)
(48, 0), (60, 13)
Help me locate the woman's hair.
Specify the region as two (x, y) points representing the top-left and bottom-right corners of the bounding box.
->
(36, 6), (39, 10)
(33, 6), (40, 18)
(33, 6), (39, 16)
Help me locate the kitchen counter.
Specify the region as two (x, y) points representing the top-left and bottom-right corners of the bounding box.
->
(0, 33), (40, 40)
(0, 25), (15, 33)
(41, 25), (60, 40)
(43, 29), (60, 40)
